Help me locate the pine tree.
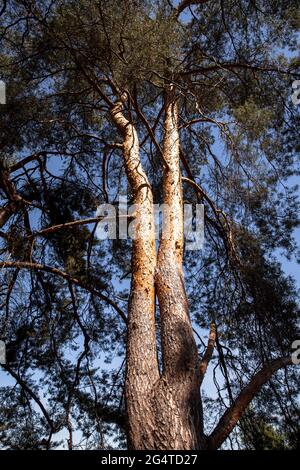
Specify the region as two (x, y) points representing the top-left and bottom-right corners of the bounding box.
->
(0, 0), (299, 450)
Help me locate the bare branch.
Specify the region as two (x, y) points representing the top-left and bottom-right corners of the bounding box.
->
(33, 214), (134, 238)
(199, 321), (216, 385)
(131, 90), (170, 170)
(208, 357), (294, 450)
(0, 202), (19, 229)
(0, 261), (127, 323)
(176, 0), (211, 17)
(8, 151), (81, 173)
(1, 363), (54, 432)
(182, 176), (238, 261)
(180, 61), (299, 77)
(0, 0), (7, 17)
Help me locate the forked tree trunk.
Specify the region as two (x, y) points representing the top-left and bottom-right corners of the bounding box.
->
(153, 87), (203, 449)
(109, 88), (293, 451)
(111, 88), (204, 450)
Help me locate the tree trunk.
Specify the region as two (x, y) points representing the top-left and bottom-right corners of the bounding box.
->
(111, 98), (159, 450)
(153, 87), (203, 449)
(111, 89), (204, 450)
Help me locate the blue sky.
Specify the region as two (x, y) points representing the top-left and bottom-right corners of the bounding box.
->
(0, 2), (299, 447)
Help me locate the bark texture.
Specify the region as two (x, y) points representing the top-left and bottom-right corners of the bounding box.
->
(111, 90), (203, 450)
(153, 87), (203, 450)
(109, 91), (293, 451)
(199, 321), (216, 385)
(111, 98), (159, 449)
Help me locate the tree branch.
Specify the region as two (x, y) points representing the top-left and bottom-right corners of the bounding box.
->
(32, 214), (134, 237)
(131, 90), (170, 170)
(199, 321), (216, 385)
(176, 0), (211, 17)
(1, 363), (55, 432)
(8, 150), (81, 173)
(0, 0), (6, 17)
(207, 356), (294, 449)
(0, 202), (19, 229)
(182, 175), (238, 261)
(180, 62), (298, 77)
(0, 261), (127, 323)
(0, 160), (26, 228)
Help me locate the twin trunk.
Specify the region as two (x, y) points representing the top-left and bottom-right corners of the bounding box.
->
(111, 88), (203, 450)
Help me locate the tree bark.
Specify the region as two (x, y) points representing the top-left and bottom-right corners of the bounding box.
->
(109, 91), (294, 451)
(199, 321), (216, 385)
(111, 97), (159, 449)
(153, 86), (204, 450)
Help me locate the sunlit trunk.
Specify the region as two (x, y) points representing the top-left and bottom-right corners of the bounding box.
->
(111, 90), (203, 450)
(153, 87), (203, 449)
(111, 99), (159, 449)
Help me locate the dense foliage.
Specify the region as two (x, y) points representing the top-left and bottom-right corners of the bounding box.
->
(0, 0), (299, 449)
